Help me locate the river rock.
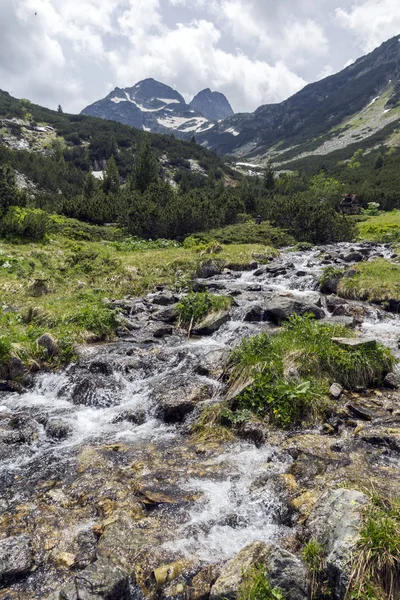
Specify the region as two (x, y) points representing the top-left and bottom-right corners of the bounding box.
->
(383, 371), (400, 389)
(320, 273), (344, 295)
(330, 383), (343, 399)
(190, 565), (222, 600)
(332, 337), (377, 349)
(263, 296), (324, 323)
(0, 534), (33, 583)
(37, 333), (58, 356)
(152, 293), (179, 306)
(45, 418), (72, 440)
(196, 261), (222, 279)
(320, 316), (356, 328)
(210, 542), (307, 600)
(153, 304), (179, 324)
(306, 488), (369, 599)
(154, 379), (214, 423)
(342, 252), (363, 263)
(192, 310), (231, 335)
(244, 305), (264, 322)
(58, 558), (130, 600)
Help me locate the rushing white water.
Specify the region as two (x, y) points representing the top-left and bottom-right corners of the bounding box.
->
(1, 241), (400, 577)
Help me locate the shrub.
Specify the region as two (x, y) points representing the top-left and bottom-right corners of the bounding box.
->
(349, 494), (400, 600)
(238, 565), (284, 600)
(0, 206), (50, 240)
(226, 316), (395, 428)
(67, 302), (117, 338)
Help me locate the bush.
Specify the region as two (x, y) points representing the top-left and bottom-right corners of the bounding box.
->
(67, 302), (117, 338)
(349, 494), (400, 600)
(226, 316), (395, 427)
(0, 206), (50, 240)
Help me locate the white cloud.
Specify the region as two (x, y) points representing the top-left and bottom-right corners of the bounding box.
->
(335, 0), (400, 52)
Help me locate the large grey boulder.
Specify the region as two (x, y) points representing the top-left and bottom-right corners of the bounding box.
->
(264, 296), (324, 323)
(196, 261), (222, 279)
(58, 559), (130, 599)
(306, 488), (369, 599)
(0, 534), (33, 583)
(210, 542), (307, 600)
(192, 310), (231, 335)
(153, 378), (214, 423)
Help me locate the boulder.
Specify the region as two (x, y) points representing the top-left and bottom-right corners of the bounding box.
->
(225, 262), (258, 272)
(210, 542), (307, 600)
(306, 488), (369, 599)
(332, 337), (377, 349)
(196, 261), (222, 279)
(320, 316), (356, 329)
(320, 273), (344, 295)
(330, 383), (343, 399)
(154, 380), (214, 423)
(244, 305), (264, 322)
(45, 418), (72, 440)
(58, 558), (130, 600)
(37, 333), (58, 356)
(152, 293), (179, 306)
(342, 252), (363, 263)
(153, 304), (179, 324)
(190, 565), (222, 600)
(264, 296), (324, 323)
(0, 534), (33, 583)
(153, 326), (174, 339)
(192, 311), (231, 336)
(383, 371), (400, 389)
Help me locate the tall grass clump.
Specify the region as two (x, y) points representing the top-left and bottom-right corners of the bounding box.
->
(349, 495), (400, 600)
(238, 565), (284, 600)
(176, 292), (232, 334)
(226, 315), (395, 428)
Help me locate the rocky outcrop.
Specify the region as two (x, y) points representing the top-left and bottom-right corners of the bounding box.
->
(210, 541), (307, 600)
(306, 488), (369, 599)
(192, 310), (231, 335)
(0, 535), (33, 583)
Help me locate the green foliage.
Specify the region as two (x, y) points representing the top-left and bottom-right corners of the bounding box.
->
(130, 137), (159, 194)
(349, 494), (400, 600)
(238, 565), (284, 600)
(0, 206), (50, 240)
(302, 540), (326, 600)
(176, 292), (232, 333)
(102, 156), (120, 195)
(111, 237), (180, 252)
(357, 210), (400, 242)
(338, 259), (400, 305)
(67, 300), (118, 338)
(184, 221), (294, 248)
(227, 316), (395, 427)
(361, 202), (380, 216)
(0, 164), (23, 217)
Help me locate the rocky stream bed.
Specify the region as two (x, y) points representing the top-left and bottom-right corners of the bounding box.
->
(0, 242), (400, 600)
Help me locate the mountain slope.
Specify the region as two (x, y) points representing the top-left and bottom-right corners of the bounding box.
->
(190, 88), (234, 121)
(81, 78), (217, 138)
(199, 35), (400, 165)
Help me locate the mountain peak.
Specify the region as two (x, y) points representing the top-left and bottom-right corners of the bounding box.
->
(190, 89), (234, 121)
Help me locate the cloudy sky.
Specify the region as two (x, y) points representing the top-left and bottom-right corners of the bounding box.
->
(1, 0), (399, 114)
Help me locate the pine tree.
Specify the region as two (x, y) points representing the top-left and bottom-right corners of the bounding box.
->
(0, 165), (21, 217)
(131, 138), (159, 194)
(264, 159), (275, 190)
(57, 105), (63, 113)
(83, 171), (97, 198)
(102, 156), (120, 195)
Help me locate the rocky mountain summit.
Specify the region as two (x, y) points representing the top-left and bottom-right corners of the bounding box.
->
(190, 88), (234, 122)
(199, 35), (400, 164)
(81, 78), (233, 139)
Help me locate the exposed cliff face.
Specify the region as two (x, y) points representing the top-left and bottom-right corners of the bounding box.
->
(190, 88), (234, 122)
(81, 78), (225, 139)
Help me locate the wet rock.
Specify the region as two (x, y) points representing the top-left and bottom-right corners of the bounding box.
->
(89, 360), (114, 376)
(56, 552), (76, 569)
(196, 261), (222, 279)
(320, 273), (344, 295)
(71, 377), (121, 408)
(210, 542), (307, 600)
(45, 418), (72, 440)
(296, 270), (307, 277)
(265, 262), (287, 276)
(383, 371), (400, 389)
(225, 262), (257, 272)
(154, 326), (174, 339)
(342, 252), (363, 263)
(192, 310), (231, 336)
(246, 284), (262, 292)
(306, 488), (369, 599)
(332, 337), (377, 349)
(152, 293), (179, 306)
(154, 379), (214, 423)
(236, 421), (266, 448)
(321, 316), (356, 328)
(253, 268), (265, 277)
(8, 356), (27, 380)
(0, 534), (33, 583)
(330, 383), (343, 399)
(58, 558), (130, 599)
(263, 295), (324, 323)
(115, 408), (146, 425)
(326, 295), (348, 312)
(153, 304), (179, 324)
(244, 305), (264, 322)
(358, 427), (400, 453)
(346, 403), (374, 421)
(37, 333), (59, 356)
(190, 565), (222, 600)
